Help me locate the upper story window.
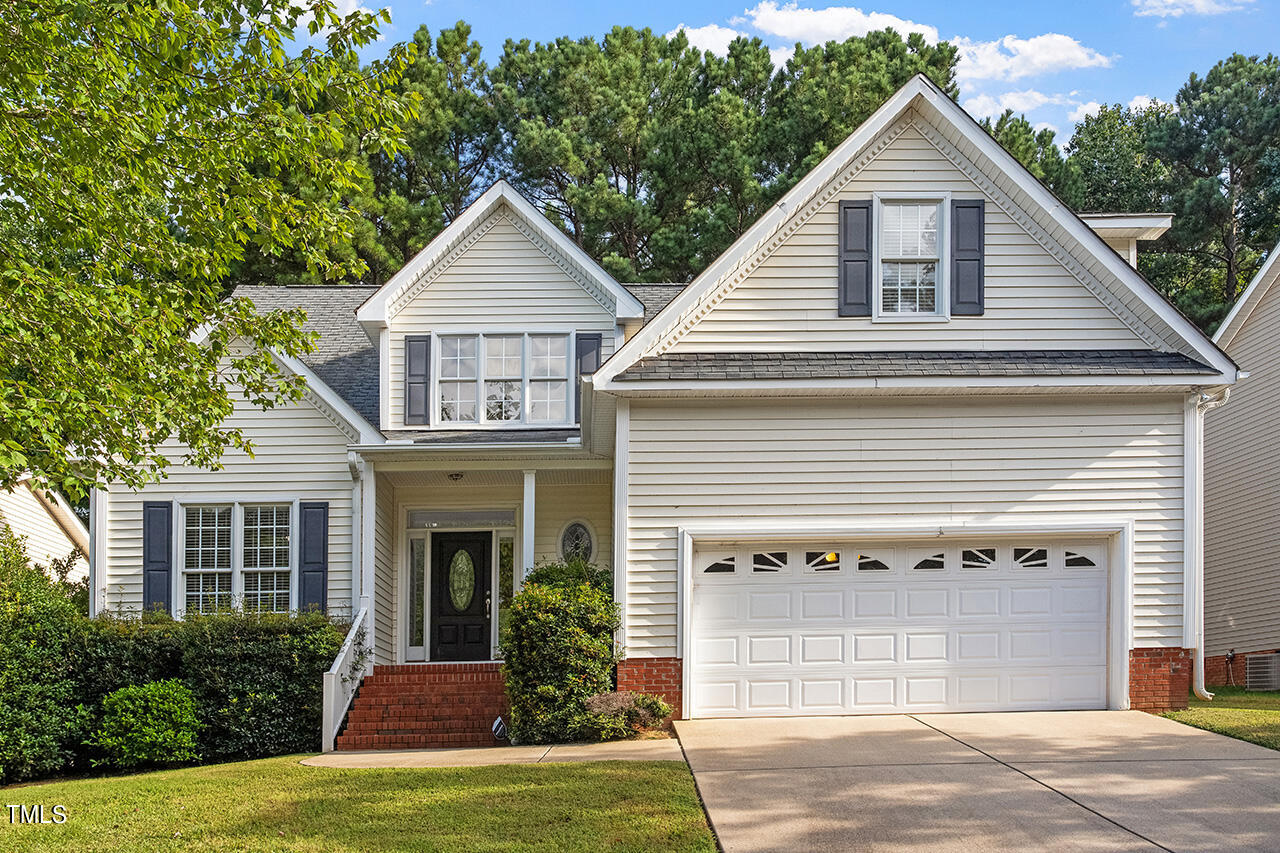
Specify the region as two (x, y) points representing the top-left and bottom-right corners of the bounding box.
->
(439, 333), (572, 426)
(838, 196), (984, 320)
(879, 201), (942, 316)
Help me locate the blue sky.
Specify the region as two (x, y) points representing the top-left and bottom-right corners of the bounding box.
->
(346, 0), (1277, 142)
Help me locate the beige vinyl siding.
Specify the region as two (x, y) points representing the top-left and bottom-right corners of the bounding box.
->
(101, 392), (356, 615)
(670, 124), (1147, 352)
(0, 484), (87, 580)
(625, 395), (1186, 657)
(386, 209), (618, 429)
(533, 482), (613, 567)
(1205, 280), (1280, 655)
(372, 474), (395, 665)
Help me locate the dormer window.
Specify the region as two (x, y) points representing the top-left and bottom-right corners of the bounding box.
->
(438, 333), (572, 426)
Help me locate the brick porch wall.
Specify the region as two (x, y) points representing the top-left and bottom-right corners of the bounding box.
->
(1129, 648), (1191, 712)
(616, 657), (683, 719)
(1204, 648), (1280, 687)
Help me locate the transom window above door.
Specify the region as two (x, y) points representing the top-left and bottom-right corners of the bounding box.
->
(437, 333), (572, 425)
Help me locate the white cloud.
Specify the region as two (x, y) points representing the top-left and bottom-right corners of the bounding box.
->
(668, 23), (744, 56)
(1132, 0), (1253, 17)
(962, 89), (1071, 117)
(1128, 94), (1156, 109)
(1068, 101), (1103, 122)
(743, 1), (939, 44)
(769, 44), (797, 69)
(955, 33), (1113, 83)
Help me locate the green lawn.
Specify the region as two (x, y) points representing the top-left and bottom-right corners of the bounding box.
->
(1, 757), (716, 852)
(1164, 686), (1280, 751)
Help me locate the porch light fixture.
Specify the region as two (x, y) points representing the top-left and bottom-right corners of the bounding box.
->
(447, 472), (464, 482)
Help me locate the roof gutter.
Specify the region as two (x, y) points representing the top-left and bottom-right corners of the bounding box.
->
(1188, 386), (1232, 702)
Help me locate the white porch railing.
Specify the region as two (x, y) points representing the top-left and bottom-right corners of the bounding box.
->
(322, 605), (371, 752)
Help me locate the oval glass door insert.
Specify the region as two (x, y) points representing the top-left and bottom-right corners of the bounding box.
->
(448, 549), (475, 611)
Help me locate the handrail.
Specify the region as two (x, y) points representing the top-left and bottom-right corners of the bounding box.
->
(322, 605), (370, 752)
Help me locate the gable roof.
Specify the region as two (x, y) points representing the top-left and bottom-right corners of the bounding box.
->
(1214, 243), (1280, 349)
(356, 180), (645, 331)
(594, 74), (1236, 388)
(233, 285), (381, 432)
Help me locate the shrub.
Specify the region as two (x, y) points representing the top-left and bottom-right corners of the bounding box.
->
(523, 556), (613, 595)
(90, 680), (201, 769)
(176, 610), (343, 761)
(0, 526), (88, 783)
(578, 691), (673, 741)
(501, 579), (620, 744)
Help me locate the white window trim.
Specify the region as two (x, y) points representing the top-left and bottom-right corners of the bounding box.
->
(430, 330), (578, 429)
(557, 518), (597, 562)
(872, 192), (951, 323)
(177, 499), (299, 616)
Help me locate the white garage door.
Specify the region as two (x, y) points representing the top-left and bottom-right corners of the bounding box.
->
(690, 540), (1110, 717)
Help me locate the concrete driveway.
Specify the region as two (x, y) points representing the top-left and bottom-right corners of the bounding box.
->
(675, 711), (1280, 852)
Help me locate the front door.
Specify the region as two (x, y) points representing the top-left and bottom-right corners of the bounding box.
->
(430, 531), (492, 661)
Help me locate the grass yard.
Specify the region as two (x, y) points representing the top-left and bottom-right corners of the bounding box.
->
(1164, 686), (1280, 751)
(0, 756), (716, 852)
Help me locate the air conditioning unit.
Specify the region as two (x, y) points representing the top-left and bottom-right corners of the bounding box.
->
(1245, 653), (1280, 691)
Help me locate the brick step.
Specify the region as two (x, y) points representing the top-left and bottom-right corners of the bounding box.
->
(347, 711), (499, 726)
(336, 733), (497, 750)
(359, 678), (504, 689)
(355, 684), (503, 696)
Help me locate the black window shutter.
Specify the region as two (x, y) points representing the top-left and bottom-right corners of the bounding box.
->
(575, 333), (603, 423)
(299, 502), (329, 612)
(404, 336), (430, 425)
(951, 199), (985, 316)
(142, 501), (172, 614)
(838, 200), (873, 316)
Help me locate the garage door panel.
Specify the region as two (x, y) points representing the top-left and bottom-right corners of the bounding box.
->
(691, 540), (1110, 717)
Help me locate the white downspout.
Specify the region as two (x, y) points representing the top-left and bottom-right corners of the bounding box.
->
(1189, 387), (1231, 701)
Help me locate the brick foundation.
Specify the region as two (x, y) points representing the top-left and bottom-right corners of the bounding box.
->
(1204, 648), (1280, 687)
(617, 657), (683, 719)
(335, 663), (507, 750)
(1129, 648), (1191, 712)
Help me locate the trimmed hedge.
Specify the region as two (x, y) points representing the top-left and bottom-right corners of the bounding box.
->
(0, 527), (346, 782)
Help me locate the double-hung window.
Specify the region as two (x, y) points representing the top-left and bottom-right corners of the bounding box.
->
(877, 199), (945, 317)
(242, 505), (292, 613)
(183, 506), (232, 614)
(182, 503), (294, 615)
(438, 333), (572, 426)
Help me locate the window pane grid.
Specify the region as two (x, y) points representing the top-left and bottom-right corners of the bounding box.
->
(184, 571), (231, 614)
(437, 333), (572, 425)
(243, 505), (290, 570)
(882, 262), (937, 313)
(184, 506), (231, 571)
(243, 571), (291, 613)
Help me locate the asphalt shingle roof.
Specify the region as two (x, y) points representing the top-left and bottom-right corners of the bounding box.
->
(623, 283), (687, 324)
(615, 350), (1217, 381)
(230, 285), (380, 429)
(381, 428), (581, 445)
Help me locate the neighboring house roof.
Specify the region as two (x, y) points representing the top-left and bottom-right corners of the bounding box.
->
(232, 285), (380, 429)
(356, 181), (646, 331)
(1214, 243), (1280, 349)
(624, 283), (689, 324)
(594, 74), (1237, 387)
(615, 350), (1216, 382)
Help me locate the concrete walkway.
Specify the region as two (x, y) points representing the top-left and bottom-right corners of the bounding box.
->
(301, 736), (683, 768)
(676, 711), (1280, 853)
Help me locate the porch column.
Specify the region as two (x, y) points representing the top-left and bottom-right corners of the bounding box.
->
(360, 465), (377, 660)
(522, 469), (536, 576)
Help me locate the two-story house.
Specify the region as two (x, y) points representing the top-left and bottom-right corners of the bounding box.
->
(90, 76), (1237, 750)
